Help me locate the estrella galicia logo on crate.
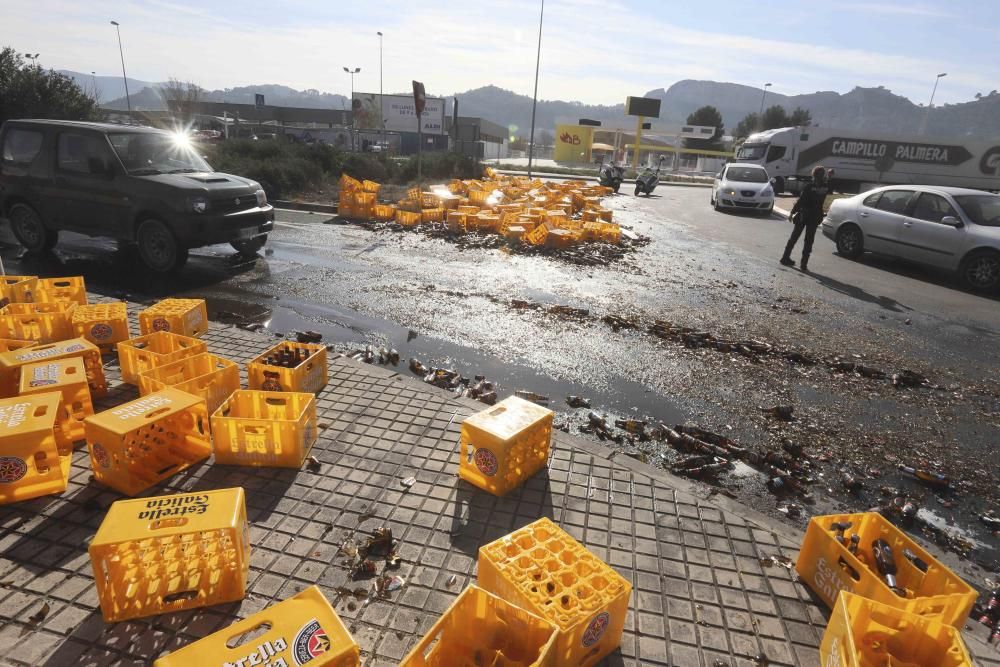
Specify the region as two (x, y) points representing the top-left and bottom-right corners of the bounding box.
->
(152, 317), (171, 332)
(0, 456), (28, 483)
(581, 611), (611, 648)
(293, 619), (330, 664)
(474, 448), (499, 477)
(90, 323), (113, 341)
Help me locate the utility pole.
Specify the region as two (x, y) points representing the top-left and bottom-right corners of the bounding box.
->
(919, 72), (947, 135)
(757, 82), (772, 130)
(527, 0), (544, 179)
(110, 21), (132, 121)
(377, 32), (385, 153)
(343, 66), (360, 151)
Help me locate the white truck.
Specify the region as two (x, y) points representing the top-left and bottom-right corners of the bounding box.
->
(735, 126), (1000, 194)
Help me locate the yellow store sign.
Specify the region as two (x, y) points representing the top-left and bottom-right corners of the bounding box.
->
(554, 124), (594, 163)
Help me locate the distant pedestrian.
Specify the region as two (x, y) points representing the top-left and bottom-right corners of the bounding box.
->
(825, 168), (836, 195)
(780, 166), (827, 272)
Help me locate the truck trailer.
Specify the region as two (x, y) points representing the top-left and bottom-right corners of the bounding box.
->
(735, 126), (1000, 194)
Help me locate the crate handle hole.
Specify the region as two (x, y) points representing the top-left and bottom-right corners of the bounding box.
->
(66, 366), (78, 375)
(134, 341), (149, 350)
(225, 621), (273, 649)
(156, 463), (179, 476)
(265, 398), (287, 406)
(489, 406), (507, 416)
(422, 630), (442, 659)
(162, 589), (199, 604)
(150, 517), (189, 530)
(244, 425), (267, 435)
(145, 407), (171, 419)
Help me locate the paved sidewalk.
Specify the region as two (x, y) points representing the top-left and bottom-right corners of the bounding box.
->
(0, 301), (997, 666)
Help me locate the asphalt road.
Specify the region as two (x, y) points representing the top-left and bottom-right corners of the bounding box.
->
(2, 184), (997, 573)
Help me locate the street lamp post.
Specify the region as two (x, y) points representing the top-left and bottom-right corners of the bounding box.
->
(110, 21), (132, 121)
(527, 0), (545, 179)
(920, 72), (947, 135)
(757, 82), (772, 130)
(343, 66), (360, 151)
(377, 32), (384, 153)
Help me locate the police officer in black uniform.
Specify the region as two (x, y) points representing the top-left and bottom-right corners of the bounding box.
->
(780, 166), (827, 272)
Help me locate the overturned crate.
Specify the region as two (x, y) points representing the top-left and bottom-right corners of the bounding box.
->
(138, 298), (208, 338)
(84, 389), (213, 496)
(0, 393), (68, 505)
(19, 357), (93, 453)
(152, 585), (358, 667)
(0, 337), (106, 398)
(89, 487), (250, 623)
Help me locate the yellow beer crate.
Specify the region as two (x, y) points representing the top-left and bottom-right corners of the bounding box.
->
(420, 207), (445, 223)
(446, 211), (467, 233)
(0, 275), (38, 304)
(545, 228), (581, 249)
(83, 388), (212, 496)
(33, 276), (87, 306)
(153, 585), (358, 667)
(478, 518), (632, 667)
(0, 392), (68, 504)
(72, 302), (130, 350)
(211, 390), (317, 467)
(396, 210), (421, 227)
(138, 298), (208, 338)
(373, 204), (396, 221)
(0, 302), (77, 343)
(401, 585), (557, 667)
(247, 341), (328, 394)
(459, 396), (552, 497)
(820, 591), (971, 667)
(117, 331), (208, 385)
(0, 337), (106, 398)
(362, 179), (381, 194)
(19, 357), (93, 453)
(89, 487), (250, 623)
(524, 223), (549, 246)
(796, 512), (977, 628)
(138, 352), (240, 416)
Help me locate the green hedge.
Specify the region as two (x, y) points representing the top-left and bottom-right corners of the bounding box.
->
(205, 139), (482, 199)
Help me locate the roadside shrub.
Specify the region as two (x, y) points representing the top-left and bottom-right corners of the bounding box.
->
(206, 138), (482, 198)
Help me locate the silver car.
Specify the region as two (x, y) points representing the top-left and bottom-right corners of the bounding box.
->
(821, 186), (1000, 290)
(711, 163), (775, 215)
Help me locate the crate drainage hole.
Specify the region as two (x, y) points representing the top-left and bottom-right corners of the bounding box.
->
(226, 622), (273, 649)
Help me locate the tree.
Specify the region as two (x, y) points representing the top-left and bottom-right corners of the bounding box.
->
(734, 113), (759, 139)
(537, 129), (555, 147)
(0, 47), (98, 124)
(160, 78), (204, 125)
(683, 105), (724, 150)
(760, 105), (790, 131)
(788, 106), (812, 126)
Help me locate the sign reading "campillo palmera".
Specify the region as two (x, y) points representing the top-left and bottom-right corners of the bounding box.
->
(799, 137), (974, 168)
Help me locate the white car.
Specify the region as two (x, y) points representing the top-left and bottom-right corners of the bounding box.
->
(821, 185), (1000, 291)
(711, 163), (775, 215)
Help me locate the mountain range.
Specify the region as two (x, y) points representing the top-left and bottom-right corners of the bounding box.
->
(61, 71), (1000, 139)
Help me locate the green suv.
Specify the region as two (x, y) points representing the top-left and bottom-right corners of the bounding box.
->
(0, 119), (273, 272)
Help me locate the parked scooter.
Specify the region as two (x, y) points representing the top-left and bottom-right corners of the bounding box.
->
(634, 155), (667, 196)
(598, 158), (624, 193)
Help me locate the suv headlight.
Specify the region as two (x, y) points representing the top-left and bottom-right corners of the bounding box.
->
(762, 185), (773, 196)
(255, 189), (267, 207)
(189, 196), (208, 213)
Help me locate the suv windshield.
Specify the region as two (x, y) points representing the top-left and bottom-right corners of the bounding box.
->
(726, 167), (768, 183)
(736, 144), (767, 160)
(955, 195), (1000, 227)
(108, 133), (211, 175)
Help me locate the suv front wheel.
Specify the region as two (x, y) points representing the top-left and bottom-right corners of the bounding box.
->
(137, 218), (187, 272)
(9, 203), (57, 252)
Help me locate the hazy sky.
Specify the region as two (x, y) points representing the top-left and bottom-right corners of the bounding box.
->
(5, 0), (998, 105)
